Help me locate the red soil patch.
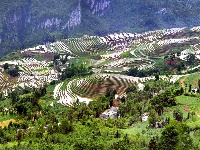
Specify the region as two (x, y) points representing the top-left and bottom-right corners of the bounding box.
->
(183, 105), (190, 112)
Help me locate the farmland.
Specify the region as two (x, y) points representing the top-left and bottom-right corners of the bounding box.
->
(0, 26), (200, 149)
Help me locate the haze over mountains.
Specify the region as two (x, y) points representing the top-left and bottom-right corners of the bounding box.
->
(1, 0), (200, 57)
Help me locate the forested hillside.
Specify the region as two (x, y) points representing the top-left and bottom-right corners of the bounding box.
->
(1, 0), (200, 57)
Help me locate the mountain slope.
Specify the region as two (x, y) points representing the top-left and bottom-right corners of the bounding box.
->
(1, 0), (200, 57)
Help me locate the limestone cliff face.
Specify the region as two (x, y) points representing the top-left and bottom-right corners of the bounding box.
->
(0, 0), (111, 47)
(0, 0), (81, 56)
(66, 1), (82, 30)
(1, 0), (200, 57)
(87, 0), (111, 16)
(37, 0), (82, 31)
(27, 0), (111, 32)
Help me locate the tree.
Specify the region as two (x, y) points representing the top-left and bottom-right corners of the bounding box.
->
(188, 84), (192, 92)
(59, 119), (73, 134)
(16, 130), (23, 145)
(148, 109), (158, 128)
(88, 99), (105, 118)
(105, 88), (116, 99)
(7, 65), (19, 77)
(148, 137), (157, 150)
(186, 54), (195, 65)
(125, 85), (137, 93)
(105, 88), (117, 106)
(158, 125), (178, 150)
(0, 93), (4, 101)
(173, 109), (183, 122)
(9, 91), (20, 105)
(3, 63), (9, 70)
(53, 54), (60, 61)
(158, 121), (193, 150)
(62, 63), (91, 79)
(150, 95), (164, 116)
(115, 130), (120, 138)
(150, 88), (176, 116)
(13, 92), (41, 117)
(155, 74), (159, 81)
(198, 79), (200, 93)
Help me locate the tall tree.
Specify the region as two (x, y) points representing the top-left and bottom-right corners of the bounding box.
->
(3, 63), (9, 70)
(173, 109), (183, 122)
(149, 137), (157, 150)
(158, 121), (193, 150)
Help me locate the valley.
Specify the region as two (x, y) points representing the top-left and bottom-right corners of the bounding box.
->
(0, 26), (199, 149)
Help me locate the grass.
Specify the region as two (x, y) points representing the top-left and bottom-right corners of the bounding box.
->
(61, 79), (71, 91)
(34, 55), (45, 61)
(35, 67), (48, 72)
(120, 50), (133, 58)
(0, 141), (29, 149)
(89, 50), (112, 57)
(122, 121), (162, 144)
(121, 94), (200, 140)
(102, 67), (125, 73)
(0, 118), (19, 128)
(176, 95), (200, 105)
(162, 95), (200, 118)
(184, 72), (200, 87)
(95, 59), (113, 67)
(70, 57), (91, 67)
(0, 142), (18, 149)
(0, 114), (14, 122)
(0, 52), (21, 61)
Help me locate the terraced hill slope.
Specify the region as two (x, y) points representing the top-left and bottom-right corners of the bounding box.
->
(1, 0), (200, 57)
(0, 26), (200, 104)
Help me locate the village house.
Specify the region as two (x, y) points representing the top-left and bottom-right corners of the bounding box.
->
(192, 87), (199, 93)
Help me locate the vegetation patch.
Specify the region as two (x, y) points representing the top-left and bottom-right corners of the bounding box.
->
(184, 72), (200, 87)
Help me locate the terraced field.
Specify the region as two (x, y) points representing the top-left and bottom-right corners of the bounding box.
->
(101, 58), (155, 71)
(1, 26), (200, 102)
(0, 58), (58, 95)
(72, 74), (138, 97)
(54, 73), (185, 105)
(63, 36), (110, 55)
(54, 74), (141, 105)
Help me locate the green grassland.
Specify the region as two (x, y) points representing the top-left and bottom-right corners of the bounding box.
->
(184, 72), (200, 87)
(0, 52), (22, 62)
(35, 67), (48, 72)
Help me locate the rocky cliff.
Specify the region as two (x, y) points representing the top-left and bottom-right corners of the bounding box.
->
(1, 0), (200, 57)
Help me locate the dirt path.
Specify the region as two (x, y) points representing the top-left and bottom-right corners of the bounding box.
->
(183, 105), (190, 112)
(180, 75), (188, 87)
(0, 119), (19, 128)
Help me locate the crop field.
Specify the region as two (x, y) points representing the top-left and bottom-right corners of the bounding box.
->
(1, 26), (200, 106)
